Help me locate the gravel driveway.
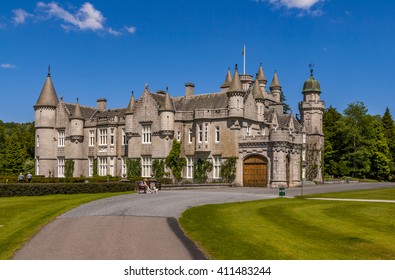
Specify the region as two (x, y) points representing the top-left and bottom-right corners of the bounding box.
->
(13, 183), (395, 260)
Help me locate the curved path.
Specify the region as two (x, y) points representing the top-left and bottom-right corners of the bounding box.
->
(13, 183), (395, 260)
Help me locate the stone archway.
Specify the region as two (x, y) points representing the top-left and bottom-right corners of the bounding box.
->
(243, 155), (268, 187)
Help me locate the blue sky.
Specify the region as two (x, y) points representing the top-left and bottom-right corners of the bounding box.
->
(1, 0), (394, 123)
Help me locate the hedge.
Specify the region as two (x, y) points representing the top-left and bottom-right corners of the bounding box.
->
(0, 175), (143, 184)
(0, 182), (137, 197)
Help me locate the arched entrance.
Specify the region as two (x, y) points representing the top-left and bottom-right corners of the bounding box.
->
(243, 155), (268, 187)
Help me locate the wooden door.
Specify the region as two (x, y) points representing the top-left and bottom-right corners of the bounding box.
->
(243, 155), (267, 187)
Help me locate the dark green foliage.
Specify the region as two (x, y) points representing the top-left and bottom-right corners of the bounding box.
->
(166, 140), (186, 180)
(280, 91), (291, 114)
(126, 158), (141, 177)
(220, 157), (237, 183)
(193, 158), (213, 182)
(323, 102), (391, 180)
(0, 122), (35, 175)
(152, 159), (166, 178)
(64, 159), (74, 180)
(93, 158), (98, 176)
(0, 182), (135, 197)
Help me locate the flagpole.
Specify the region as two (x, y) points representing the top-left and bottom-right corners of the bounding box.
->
(243, 45), (246, 75)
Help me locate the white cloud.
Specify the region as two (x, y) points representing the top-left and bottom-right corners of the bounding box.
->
(12, 9), (33, 25)
(264, 0), (324, 15)
(0, 63), (16, 69)
(125, 26), (137, 34)
(36, 2), (105, 31)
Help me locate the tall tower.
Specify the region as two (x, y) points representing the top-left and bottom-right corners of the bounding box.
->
(269, 71), (284, 114)
(299, 67), (325, 182)
(34, 66), (59, 177)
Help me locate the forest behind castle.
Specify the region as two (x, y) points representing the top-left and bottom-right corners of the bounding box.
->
(0, 101), (395, 181)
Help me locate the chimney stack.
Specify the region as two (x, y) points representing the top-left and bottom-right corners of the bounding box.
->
(185, 82), (195, 99)
(97, 98), (107, 110)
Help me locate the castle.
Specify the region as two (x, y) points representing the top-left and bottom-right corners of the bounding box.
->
(34, 64), (324, 188)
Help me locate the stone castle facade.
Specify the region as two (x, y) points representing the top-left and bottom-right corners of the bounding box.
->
(34, 64), (324, 188)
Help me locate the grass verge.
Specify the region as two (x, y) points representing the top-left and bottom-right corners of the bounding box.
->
(179, 188), (395, 260)
(0, 192), (133, 259)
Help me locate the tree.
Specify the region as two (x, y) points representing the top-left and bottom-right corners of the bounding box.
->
(280, 91), (291, 114)
(166, 140), (186, 181)
(152, 159), (166, 178)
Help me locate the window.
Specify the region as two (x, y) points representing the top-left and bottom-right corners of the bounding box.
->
(88, 157), (94, 177)
(58, 130), (65, 147)
(142, 125), (152, 144)
(188, 129), (193, 144)
(110, 128), (115, 145)
(122, 157), (127, 177)
(99, 157), (107, 176)
(142, 156), (152, 177)
(260, 125), (266, 136)
(36, 135), (39, 147)
(176, 131), (181, 142)
(198, 124), (203, 143)
(246, 124), (251, 136)
(236, 98), (240, 109)
(36, 157), (40, 176)
(204, 123), (209, 143)
(187, 157), (194, 179)
(89, 130), (95, 146)
(122, 128), (127, 145)
(215, 126), (220, 143)
(213, 156), (221, 179)
(58, 157), (65, 178)
(99, 128), (107, 145)
(109, 157), (115, 176)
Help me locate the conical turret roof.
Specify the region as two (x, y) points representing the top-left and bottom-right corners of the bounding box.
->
(257, 64), (267, 83)
(162, 87), (175, 112)
(227, 66), (243, 93)
(252, 77), (264, 100)
(34, 66), (59, 108)
(221, 68), (233, 88)
(125, 91), (135, 114)
(270, 71), (281, 89)
(72, 98), (83, 119)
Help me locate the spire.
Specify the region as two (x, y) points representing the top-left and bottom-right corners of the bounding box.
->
(257, 63), (267, 83)
(34, 67), (59, 108)
(72, 98), (83, 119)
(227, 64), (243, 93)
(125, 91), (135, 114)
(270, 70), (281, 89)
(252, 75), (264, 100)
(163, 87), (175, 112)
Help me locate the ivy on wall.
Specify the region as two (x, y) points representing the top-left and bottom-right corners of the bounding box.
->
(220, 156), (237, 183)
(193, 158), (213, 181)
(166, 140), (186, 180)
(127, 158), (141, 177)
(65, 159), (74, 180)
(152, 159), (166, 179)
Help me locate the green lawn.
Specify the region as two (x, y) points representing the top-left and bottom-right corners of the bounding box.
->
(179, 188), (395, 260)
(0, 192), (133, 260)
(303, 187), (395, 200)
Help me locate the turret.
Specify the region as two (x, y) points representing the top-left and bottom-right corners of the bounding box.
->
(69, 98), (84, 138)
(125, 91), (135, 135)
(257, 63), (268, 94)
(220, 68), (232, 93)
(159, 87), (175, 135)
(252, 75), (265, 122)
(269, 71), (284, 114)
(227, 65), (245, 118)
(34, 66), (59, 177)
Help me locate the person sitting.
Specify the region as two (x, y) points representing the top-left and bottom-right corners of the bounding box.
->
(27, 173), (32, 183)
(18, 173), (24, 183)
(142, 179), (152, 193)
